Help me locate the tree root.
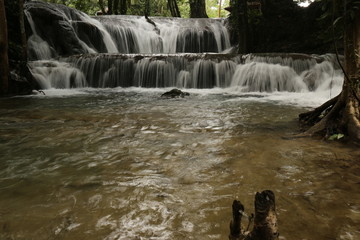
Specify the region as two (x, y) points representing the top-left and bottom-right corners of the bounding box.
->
(300, 93), (346, 139)
(297, 90), (360, 142)
(299, 94), (339, 128)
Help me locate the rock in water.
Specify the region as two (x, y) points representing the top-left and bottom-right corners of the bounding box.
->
(161, 89), (190, 98)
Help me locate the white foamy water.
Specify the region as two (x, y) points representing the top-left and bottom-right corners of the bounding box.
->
(32, 81), (342, 108)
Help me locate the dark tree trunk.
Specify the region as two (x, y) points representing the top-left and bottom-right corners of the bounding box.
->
(168, 0), (181, 17)
(108, 0), (113, 14)
(3, 0), (34, 95)
(237, 0), (248, 53)
(113, 0), (119, 14)
(341, 0), (360, 139)
(98, 0), (106, 14)
(189, 0), (208, 18)
(119, 0), (127, 15)
(299, 0), (360, 142)
(0, 0), (9, 95)
(19, 0), (27, 61)
(144, 0), (150, 17)
(229, 0), (248, 53)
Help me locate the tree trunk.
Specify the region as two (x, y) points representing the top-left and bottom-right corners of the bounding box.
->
(218, 0), (222, 17)
(299, 0), (360, 142)
(144, 0), (150, 17)
(189, 0), (208, 18)
(113, 0), (119, 14)
(342, 1), (360, 140)
(98, 0), (106, 14)
(237, 0), (248, 53)
(108, 0), (113, 14)
(18, 0), (27, 61)
(0, 0), (9, 95)
(168, 0), (181, 17)
(119, 0), (127, 15)
(3, 0), (34, 95)
(229, 0), (249, 53)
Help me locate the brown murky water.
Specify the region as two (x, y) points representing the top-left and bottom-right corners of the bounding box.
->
(0, 88), (359, 240)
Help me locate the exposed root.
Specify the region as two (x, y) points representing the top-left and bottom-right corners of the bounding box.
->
(298, 89), (360, 142)
(302, 94), (346, 138)
(299, 94), (339, 128)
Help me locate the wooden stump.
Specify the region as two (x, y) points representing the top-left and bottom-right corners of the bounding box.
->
(229, 190), (279, 240)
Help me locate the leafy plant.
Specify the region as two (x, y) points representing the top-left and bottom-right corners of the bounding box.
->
(329, 133), (345, 140)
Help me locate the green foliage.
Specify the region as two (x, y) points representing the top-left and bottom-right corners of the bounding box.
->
(314, 0), (360, 52)
(206, 0), (230, 18)
(178, 0), (190, 18)
(329, 133), (345, 140)
(40, 0), (230, 17)
(40, 0), (99, 15)
(128, 0), (170, 16)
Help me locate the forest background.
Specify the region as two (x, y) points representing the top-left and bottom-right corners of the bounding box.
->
(40, 0), (231, 18)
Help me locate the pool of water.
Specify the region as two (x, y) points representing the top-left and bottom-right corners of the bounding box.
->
(0, 88), (359, 240)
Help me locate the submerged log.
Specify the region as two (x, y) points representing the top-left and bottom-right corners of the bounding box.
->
(229, 190), (279, 240)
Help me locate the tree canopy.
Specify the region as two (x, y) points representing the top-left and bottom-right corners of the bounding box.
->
(40, 0), (230, 17)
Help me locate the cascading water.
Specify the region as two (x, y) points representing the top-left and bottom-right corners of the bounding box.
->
(25, 1), (343, 95)
(95, 16), (230, 54)
(29, 52), (343, 94)
(25, 1), (230, 58)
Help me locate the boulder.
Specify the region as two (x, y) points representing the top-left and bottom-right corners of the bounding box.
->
(161, 89), (190, 98)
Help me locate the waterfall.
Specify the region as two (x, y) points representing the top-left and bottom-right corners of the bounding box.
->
(216, 60), (237, 88)
(242, 53), (329, 74)
(25, 1), (99, 59)
(29, 53), (343, 92)
(25, 2), (230, 57)
(25, 1), (343, 93)
(25, 11), (54, 60)
(29, 60), (87, 89)
(230, 62), (307, 92)
(34, 54), (241, 89)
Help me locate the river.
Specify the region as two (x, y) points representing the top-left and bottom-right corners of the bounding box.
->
(2, 1), (359, 239)
(0, 88), (359, 240)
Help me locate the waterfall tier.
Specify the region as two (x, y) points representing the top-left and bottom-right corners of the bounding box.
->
(25, 1), (231, 60)
(29, 53), (343, 92)
(25, 1), (343, 93)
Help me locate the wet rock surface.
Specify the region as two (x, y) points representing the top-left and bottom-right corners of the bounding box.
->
(161, 88), (190, 98)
